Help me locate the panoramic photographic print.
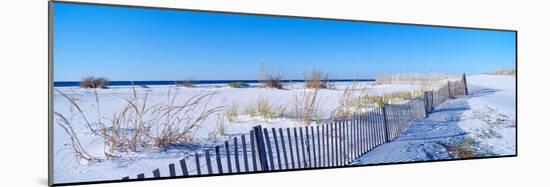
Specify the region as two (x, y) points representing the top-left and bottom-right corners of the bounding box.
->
(50, 2), (517, 185)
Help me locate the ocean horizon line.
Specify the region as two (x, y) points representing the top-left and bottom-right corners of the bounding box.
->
(53, 79), (376, 87)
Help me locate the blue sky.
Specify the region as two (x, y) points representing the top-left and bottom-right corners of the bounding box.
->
(53, 3), (516, 81)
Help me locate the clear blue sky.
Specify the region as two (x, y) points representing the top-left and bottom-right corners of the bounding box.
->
(53, 3), (516, 81)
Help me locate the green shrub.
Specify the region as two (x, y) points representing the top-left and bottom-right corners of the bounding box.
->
(228, 82), (250, 88)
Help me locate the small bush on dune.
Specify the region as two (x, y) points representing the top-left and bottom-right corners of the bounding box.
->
(228, 82), (250, 88)
(303, 68), (334, 89)
(177, 80), (194, 87)
(258, 61), (284, 89)
(262, 73), (283, 89)
(80, 76), (109, 88)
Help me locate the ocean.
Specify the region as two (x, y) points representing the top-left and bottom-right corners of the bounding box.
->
(53, 79), (375, 87)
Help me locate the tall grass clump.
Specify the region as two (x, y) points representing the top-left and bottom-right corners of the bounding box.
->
(258, 60), (284, 89)
(80, 76), (109, 88)
(54, 88), (222, 159)
(244, 96), (285, 120)
(303, 68), (334, 89)
(359, 90), (422, 107)
(262, 72), (283, 89)
(224, 102), (239, 122)
(330, 81), (366, 119)
(292, 88), (321, 125)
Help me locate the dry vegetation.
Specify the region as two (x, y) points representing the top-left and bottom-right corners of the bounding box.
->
(488, 68), (516, 76)
(224, 102), (239, 122)
(375, 72), (452, 86)
(176, 80), (195, 87)
(303, 68), (334, 89)
(243, 96), (286, 120)
(330, 81), (365, 119)
(291, 88), (321, 125)
(258, 61), (284, 89)
(438, 137), (495, 159)
(439, 137), (478, 159)
(80, 76), (109, 88)
(54, 88), (222, 159)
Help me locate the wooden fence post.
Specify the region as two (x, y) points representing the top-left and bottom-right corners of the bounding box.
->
(252, 126), (269, 171)
(169, 163), (176, 177)
(462, 73), (468, 95)
(447, 81), (452, 98)
(293, 127), (302, 168)
(194, 153), (201, 175)
(250, 130), (258, 172)
(205, 150), (213, 174)
(241, 134), (249, 172)
(179, 159), (189, 176)
(279, 128), (289, 170)
(299, 127), (307, 168)
(271, 128), (282, 170)
(287, 128), (296, 169)
(233, 137), (240, 173)
(153, 169), (161, 178)
(382, 105), (389, 142)
(224, 141), (233, 173)
(215, 146), (223, 174)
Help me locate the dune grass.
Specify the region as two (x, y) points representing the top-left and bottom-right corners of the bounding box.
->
(54, 87), (222, 159)
(291, 88), (321, 125)
(80, 76), (109, 88)
(303, 68), (334, 89)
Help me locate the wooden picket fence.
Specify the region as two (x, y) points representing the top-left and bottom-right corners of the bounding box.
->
(122, 74), (468, 180)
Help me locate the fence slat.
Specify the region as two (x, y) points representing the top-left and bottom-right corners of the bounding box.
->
(234, 137), (240, 173)
(153, 169), (161, 178)
(305, 126), (312, 168)
(299, 127), (307, 168)
(287, 128), (296, 169)
(169, 163), (176, 177)
(321, 124), (328, 167)
(364, 112), (374, 151)
(215, 146), (223, 174)
(179, 158), (189, 176)
(241, 135), (249, 172)
(316, 125), (321, 167)
(330, 122), (335, 167)
(344, 120), (349, 164)
(263, 128), (274, 170)
(195, 153), (201, 175)
(225, 141), (233, 173)
(205, 150), (213, 174)
(137, 173), (145, 179)
(250, 131), (258, 172)
(279, 128), (289, 170)
(338, 120), (344, 165)
(294, 128), (302, 168)
(311, 126), (317, 167)
(272, 128), (282, 170)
